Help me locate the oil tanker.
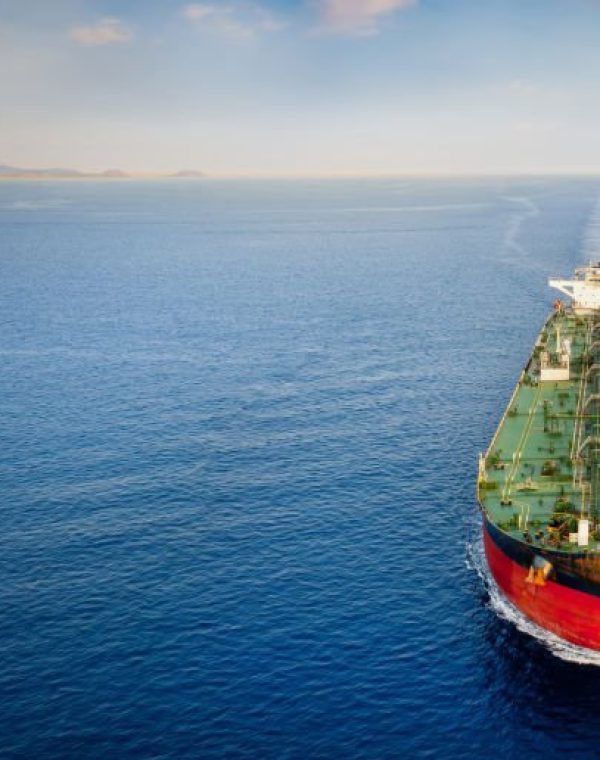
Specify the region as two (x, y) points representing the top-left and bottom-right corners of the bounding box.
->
(477, 262), (600, 650)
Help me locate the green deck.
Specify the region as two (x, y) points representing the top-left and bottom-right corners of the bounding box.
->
(478, 308), (600, 552)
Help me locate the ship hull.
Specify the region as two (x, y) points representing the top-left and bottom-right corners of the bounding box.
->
(483, 518), (600, 651)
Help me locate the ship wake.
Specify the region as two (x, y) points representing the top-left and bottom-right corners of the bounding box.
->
(466, 536), (600, 666)
(582, 194), (600, 262)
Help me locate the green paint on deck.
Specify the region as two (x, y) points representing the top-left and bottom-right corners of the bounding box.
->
(478, 308), (600, 552)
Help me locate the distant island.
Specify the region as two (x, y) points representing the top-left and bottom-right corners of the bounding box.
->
(170, 170), (206, 178)
(0, 164), (205, 179)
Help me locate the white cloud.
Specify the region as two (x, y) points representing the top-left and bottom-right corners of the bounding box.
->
(183, 4), (217, 21)
(69, 17), (132, 46)
(182, 3), (284, 39)
(313, 0), (417, 36)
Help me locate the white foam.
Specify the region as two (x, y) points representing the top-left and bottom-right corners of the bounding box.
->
(501, 196), (540, 259)
(494, 196), (543, 278)
(466, 535), (600, 666)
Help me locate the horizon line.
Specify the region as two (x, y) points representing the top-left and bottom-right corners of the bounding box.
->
(4, 170), (600, 181)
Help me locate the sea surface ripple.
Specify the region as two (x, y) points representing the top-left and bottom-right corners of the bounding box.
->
(2, 178), (600, 759)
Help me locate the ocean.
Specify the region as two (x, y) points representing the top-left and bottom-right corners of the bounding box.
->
(2, 176), (600, 759)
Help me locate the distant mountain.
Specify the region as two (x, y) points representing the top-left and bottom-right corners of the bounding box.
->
(100, 169), (130, 178)
(170, 170), (205, 178)
(0, 164), (83, 178)
(0, 164), (206, 179)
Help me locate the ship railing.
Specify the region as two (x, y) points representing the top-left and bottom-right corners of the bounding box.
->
(583, 394), (600, 411)
(571, 322), (592, 463)
(577, 436), (600, 457)
(484, 312), (557, 463)
(501, 384), (542, 502)
(484, 369), (525, 462)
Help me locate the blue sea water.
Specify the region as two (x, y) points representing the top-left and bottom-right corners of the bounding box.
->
(2, 177), (600, 759)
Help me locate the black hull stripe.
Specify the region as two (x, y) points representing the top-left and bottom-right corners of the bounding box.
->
(485, 518), (600, 599)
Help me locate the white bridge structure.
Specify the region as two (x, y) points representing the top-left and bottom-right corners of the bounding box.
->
(550, 262), (600, 313)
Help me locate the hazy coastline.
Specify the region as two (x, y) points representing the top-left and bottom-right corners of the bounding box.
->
(0, 165), (205, 180)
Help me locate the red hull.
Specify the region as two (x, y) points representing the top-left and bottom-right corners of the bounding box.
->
(484, 524), (600, 650)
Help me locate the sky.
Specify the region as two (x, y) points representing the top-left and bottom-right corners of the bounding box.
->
(2, 0), (600, 175)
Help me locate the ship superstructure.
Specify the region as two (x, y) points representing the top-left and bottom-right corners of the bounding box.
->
(478, 263), (600, 650)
